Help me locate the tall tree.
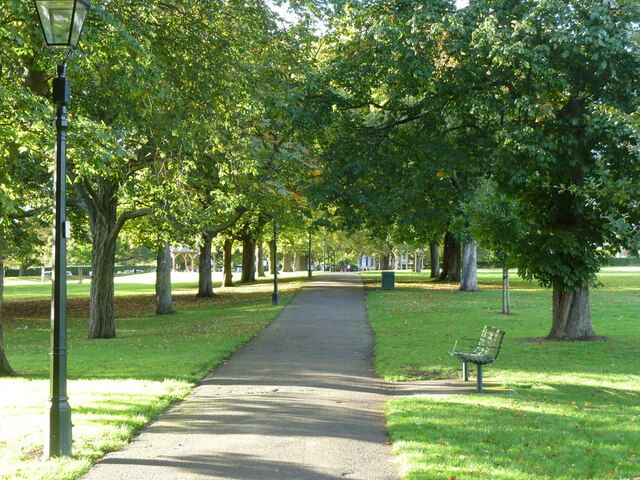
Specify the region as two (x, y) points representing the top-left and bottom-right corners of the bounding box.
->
(67, 0), (297, 336)
(60, 2), (166, 338)
(0, 0), (55, 374)
(307, 0), (484, 289)
(467, 0), (640, 339)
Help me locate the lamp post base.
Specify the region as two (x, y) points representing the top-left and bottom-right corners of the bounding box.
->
(44, 400), (72, 457)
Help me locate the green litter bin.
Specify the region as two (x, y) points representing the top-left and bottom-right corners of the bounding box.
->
(381, 271), (395, 290)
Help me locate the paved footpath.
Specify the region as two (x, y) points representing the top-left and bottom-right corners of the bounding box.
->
(82, 273), (400, 480)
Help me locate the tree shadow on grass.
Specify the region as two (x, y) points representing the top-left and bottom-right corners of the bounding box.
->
(1, 277), (304, 323)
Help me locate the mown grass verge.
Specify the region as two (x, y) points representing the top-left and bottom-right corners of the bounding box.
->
(0, 276), (304, 480)
(363, 268), (640, 480)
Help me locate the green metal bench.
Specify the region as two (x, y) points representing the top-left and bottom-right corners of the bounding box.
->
(449, 326), (505, 393)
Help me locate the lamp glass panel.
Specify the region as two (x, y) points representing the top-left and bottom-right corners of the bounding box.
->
(69, 1), (89, 47)
(34, 0), (84, 46)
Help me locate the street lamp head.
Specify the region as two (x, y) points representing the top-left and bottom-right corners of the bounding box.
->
(34, 0), (90, 49)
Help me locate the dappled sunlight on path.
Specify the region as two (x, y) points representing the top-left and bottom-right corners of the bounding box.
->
(81, 273), (399, 480)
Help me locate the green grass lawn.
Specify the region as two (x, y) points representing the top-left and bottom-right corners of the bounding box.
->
(0, 275), (305, 480)
(3, 275), (220, 300)
(363, 268), (640, 480)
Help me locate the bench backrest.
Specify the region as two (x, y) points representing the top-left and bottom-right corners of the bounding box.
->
(475, 326), (505, 360)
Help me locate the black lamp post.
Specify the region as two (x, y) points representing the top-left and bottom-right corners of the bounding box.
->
(323, 237), (326, 272)
(34, 0), (90, 458)
(272, 219), (280, 306)
(308, 231), (312, 278)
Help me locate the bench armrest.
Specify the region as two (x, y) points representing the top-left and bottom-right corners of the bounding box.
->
(452, 337), (480, 351)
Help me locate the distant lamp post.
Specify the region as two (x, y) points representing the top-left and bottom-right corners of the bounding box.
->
(272, 220), (280, 306)
(308, 231), (312, 278)
(323, 237), (326, 272)
(34, 0), (90, 458)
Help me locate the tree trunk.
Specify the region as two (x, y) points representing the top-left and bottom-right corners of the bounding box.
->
(19, 264), (27, 277)
(257, 241), (265, 277)
(240, 234), (257, 283)
(77, 267), (83, 284)
(283, 251), (292, 272)
(502, 266), (511, 315)
(430, 243), (440, 278)
(548, 285), (596, 340)
(292, 253), (300, 272)
(221, 238), (233, 288)
(380, 254), (392, 270)
(85, 182), (118, 339)
(88, 217), (117, 339)
(0, 226), (16, 376)
(437, 232), (461, 282)
(197, 232), (215, 297)
(294, 254), (307, 272)
(156, 241), (173, 314)
(75, 180), (151, 340)
(460, 239), (478, 292)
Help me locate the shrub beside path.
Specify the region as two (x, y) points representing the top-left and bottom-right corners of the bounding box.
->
(82, 273), (400, 480)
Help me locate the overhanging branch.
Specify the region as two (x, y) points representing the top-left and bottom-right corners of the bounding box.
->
(109, 208), (153, 245)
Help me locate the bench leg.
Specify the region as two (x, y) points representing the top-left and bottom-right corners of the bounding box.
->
(462, 362), (469, 381)
(477, 364), (483, 393)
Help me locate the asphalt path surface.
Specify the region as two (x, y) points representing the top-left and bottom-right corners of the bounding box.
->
(82, 273), (400, 480)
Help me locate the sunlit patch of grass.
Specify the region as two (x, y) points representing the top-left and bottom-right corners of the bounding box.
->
(387, 381), (640, 480)
(3, 271), (308, 300)
(365, 268), (640, 479)
(0, 378), (190, 479)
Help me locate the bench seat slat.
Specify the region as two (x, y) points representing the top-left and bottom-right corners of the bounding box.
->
(450, 351), (494, 365)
